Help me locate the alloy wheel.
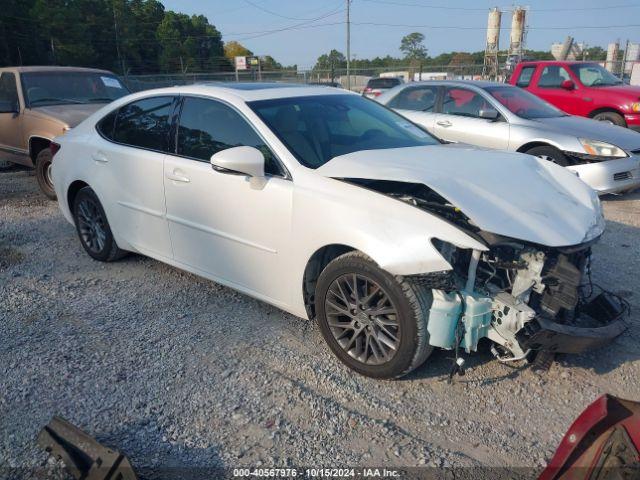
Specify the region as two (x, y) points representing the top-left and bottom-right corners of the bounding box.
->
(324, 273), (400, 365)
(76, 198), (107, 254)
(536, 154), (555, 163)
(44, 162), (53, 189)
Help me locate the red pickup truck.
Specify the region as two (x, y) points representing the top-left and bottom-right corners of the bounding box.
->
(509, 61), (640, 132)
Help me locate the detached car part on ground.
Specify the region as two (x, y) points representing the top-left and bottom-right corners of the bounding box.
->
(38, 395), (640, 479)
(0, 66), (129, 199)
(51, 84), (627, 379)
(540, 394), (640, 480)
(377, 80), (640, 195)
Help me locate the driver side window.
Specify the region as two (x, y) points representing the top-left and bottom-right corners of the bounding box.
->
(441, 87), (490, 118)
(176, 97), (284, 177)
(0, 73), (19, 112)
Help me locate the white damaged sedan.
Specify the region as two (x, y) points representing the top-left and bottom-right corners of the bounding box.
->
(51, 84), (627, 379)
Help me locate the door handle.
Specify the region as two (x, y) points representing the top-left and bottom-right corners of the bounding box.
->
(437, 120), (452, 127)
(91, 152), (108, 163)
(166, 171), (190, 183)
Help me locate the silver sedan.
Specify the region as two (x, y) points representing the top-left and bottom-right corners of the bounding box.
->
(377, 80), (640, 194)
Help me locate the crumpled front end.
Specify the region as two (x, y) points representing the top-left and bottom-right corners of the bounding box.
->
(318, 145), (627, 360)
(425, 235), (628, 359)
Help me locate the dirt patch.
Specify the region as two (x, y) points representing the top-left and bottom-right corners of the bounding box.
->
(0, 245), (24, 270)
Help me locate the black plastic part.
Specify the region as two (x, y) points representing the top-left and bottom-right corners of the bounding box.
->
(580, 293), (626, 325)
(516, 313), (627, 354)
(540, 255), (582, 316)
(531, 350), (556, 372)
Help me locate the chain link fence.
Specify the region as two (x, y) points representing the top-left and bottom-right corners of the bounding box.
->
(121, 64), (492, 93)
(121, 61), (639, 93)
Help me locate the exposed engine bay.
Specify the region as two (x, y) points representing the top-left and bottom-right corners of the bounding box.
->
(345, 178), (628, 362)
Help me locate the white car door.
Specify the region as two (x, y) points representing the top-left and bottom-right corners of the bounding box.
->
(163, 96), (293, 304)
(92, 95), (175, 259)
(434, 86), (510, 149)
(387, 85), (439, 135)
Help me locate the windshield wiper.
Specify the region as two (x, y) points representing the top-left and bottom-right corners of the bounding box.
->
(30, 97), (85, 105)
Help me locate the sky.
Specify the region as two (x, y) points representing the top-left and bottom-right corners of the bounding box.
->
(160, 0), (640, 68)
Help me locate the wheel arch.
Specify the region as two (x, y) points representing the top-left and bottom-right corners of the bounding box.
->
(67, 180), (90, 213)
(516, 141), (557, 154)
(28, 136), (52, 163)
(588, 106), (625, 119)
(302, 244), (358, 319)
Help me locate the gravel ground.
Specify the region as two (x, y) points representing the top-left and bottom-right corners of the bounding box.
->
(1, 167), (639, 479)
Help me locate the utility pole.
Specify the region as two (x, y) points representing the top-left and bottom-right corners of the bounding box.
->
(113, 4), (125, 76)
(346, 0), (351, 91)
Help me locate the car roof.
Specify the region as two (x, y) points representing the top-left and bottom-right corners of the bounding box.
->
(0, 66), (116, 74)
(131, 82), (355, 102)
(399, 79), (509, 89)
(518, 60), (596, 66)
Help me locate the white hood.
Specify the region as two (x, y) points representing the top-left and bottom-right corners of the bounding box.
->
(317, 144), (605, 247)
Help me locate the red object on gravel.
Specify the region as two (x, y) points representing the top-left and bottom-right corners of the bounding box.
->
(539, 394), (640, 480)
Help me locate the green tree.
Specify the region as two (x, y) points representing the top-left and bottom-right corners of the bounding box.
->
(0, 0), (42, 66)
(313, 49), (346, 81)
(224, 41), (253, 61)
(313, 49), (346, 71)
(261, 55), (282, 70)
(448, 52), (475, 75)
(31, 0), (104, 67)
(400, 32), (427, 61)
(157, 11), (229, 73)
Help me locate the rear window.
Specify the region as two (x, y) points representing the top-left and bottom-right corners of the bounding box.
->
(367, 78), (401, 89)
(516, 66), (535, 87)
(99, 96), (174, 152)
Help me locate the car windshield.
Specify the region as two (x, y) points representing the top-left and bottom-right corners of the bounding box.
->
(485, 86), (566, 119)
(22, 71), (129, 107)
(569, 63), (623, 87)
(249, 94), (440, 169)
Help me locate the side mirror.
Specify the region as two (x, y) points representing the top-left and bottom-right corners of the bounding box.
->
(478, 108), (499, 120)
(0, 100), (18, 114)
(561, 79), (575, 90)
(210, 146), (265, 178)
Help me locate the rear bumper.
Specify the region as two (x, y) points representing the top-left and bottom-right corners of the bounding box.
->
(566, 155), (640, 194)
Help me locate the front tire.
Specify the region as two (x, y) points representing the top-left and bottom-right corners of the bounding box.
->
(592, 111), (626, 127)
(35, 148), (56, 200)
(73, 187), (126, 262)
(316, 251), (433, 379)
(525, 145), (569, 167)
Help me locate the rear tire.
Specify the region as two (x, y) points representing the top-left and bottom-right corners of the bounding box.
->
(73, 187), (126, 262)
(592, 111), (626, 127)
(525, 145), (569, 167)
(35, 148), (56, 200)
(315, 251), (433, 379)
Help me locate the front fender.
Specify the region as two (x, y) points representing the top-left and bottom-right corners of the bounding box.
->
(288, 176), (487, 316)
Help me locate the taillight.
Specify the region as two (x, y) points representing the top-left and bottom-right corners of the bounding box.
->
(364, 87), (372, 93)
(50, 142), (61, 157)
(373, 91), (382, 97)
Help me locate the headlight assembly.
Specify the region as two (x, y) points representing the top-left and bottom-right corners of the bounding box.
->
(583, 192), (605, 242)
(579, 138), (627, 158)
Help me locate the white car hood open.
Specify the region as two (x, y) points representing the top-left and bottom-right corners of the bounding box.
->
(317, 144), (604, 247)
